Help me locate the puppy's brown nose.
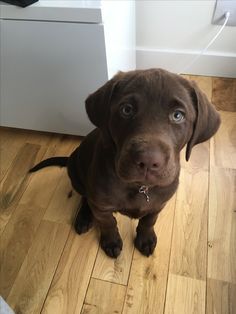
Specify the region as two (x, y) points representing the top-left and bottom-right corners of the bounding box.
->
(134, 151), (165, 171)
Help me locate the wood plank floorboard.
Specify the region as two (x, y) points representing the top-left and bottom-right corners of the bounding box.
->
(7, 221), (70, 314)
(82, 278), (127, 314)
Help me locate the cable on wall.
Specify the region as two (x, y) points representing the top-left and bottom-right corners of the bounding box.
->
(178, 11), (230, 75)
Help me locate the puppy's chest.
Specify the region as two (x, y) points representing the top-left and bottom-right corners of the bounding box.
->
(92, 179), (177, 219)
(115, 187), (164, 218)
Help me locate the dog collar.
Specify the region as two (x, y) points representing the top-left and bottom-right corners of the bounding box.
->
(139, 185), (150, 202)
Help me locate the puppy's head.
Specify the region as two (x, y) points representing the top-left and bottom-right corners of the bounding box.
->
(86, 69), (220, 187)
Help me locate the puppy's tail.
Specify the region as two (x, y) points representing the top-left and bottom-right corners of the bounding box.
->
(29, 157), (68, 173)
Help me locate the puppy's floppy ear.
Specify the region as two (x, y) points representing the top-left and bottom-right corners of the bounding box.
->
(186, 81), (221, 161)
(85, 73), (123, 129)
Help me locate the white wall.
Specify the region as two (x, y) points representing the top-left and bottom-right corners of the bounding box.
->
(102, 0), (136, 78)
(136, 0), (236, 77)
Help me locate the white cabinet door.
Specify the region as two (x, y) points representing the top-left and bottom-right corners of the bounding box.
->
(0, 19), (108, 135)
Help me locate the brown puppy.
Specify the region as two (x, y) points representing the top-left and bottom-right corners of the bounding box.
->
(30, 69), (220, 258)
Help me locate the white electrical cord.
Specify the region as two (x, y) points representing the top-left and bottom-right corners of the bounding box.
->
(178, 11), (230, 74)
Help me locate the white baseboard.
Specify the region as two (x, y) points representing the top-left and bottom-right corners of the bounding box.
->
(136, 48), (236, 78)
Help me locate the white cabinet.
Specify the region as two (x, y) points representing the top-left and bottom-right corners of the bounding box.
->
(0, 0), (135, 135)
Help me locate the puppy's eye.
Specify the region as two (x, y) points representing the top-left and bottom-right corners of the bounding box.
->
(170, 110), (185, 123)
(120, 103), (135, 118)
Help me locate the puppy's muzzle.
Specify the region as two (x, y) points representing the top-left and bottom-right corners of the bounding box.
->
(117, 137), (175, 186)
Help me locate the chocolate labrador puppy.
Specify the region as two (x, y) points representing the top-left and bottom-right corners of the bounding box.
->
(30, 69), (220, 258)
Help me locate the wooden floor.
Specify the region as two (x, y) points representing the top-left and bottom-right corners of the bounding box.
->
(0, 76), (235, 314)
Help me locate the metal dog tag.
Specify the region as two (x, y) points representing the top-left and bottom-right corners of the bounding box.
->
(139, 185), (150, 202)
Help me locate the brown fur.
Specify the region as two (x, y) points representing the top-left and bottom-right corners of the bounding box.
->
(30, 69), (221, 258)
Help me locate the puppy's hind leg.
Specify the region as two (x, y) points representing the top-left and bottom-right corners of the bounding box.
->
(74, 197), (93, 234)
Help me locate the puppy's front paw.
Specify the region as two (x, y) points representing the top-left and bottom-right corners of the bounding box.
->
(101, 233), (123, 258)
(134, 229), (157, 257)
(74, 207), (93, 235)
